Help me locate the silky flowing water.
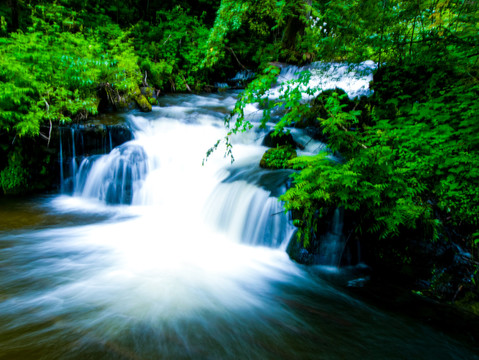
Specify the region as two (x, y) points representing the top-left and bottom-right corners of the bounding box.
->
(1, 83), (478, 359)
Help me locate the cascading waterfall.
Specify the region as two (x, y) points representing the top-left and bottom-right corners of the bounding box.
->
(228, 60), (375, 100)
(74, 144), (149, 204)
(63, 62), (376, 253)
(71, 95), (293, 248)
(276, 61), (376, 99)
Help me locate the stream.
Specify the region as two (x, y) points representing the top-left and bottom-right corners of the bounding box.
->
(1, 71), (478, 359)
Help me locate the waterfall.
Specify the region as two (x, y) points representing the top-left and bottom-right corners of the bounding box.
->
(61, 62), (377, 254)
(205, 181), (295, 249)
(66, 63), (376, 253)
(108, 129), (113, 152)
(70, 94), (294, 249)
(70, 128), (78, 192)
(318, 208), (345, 267)
(267, 61), (376, 101)
(74, 144), (149, 204)
(59, 128), (64, 192)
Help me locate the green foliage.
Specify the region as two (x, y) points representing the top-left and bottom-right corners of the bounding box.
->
(0, 147), (28, 194)
(202, 0), (316, 70)
(237, 66), (478, 248)
(131, 6), (210, 92)
(291, 73), (478, 247)
(0, 16), (7, 34)
(0, 3), (141, 138)
(202, 0), (249, 69)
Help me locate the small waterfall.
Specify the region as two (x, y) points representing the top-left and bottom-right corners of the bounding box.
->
(223, 70), (255, 88)
(108, 129), (113, 152)
(70, 128), (78, 192)
(214, 82), (229, 89)
(269, 61), (376, 100)
(59, 129), (64, 192)
(74, 144), (148, 204)
(277, 64), (302, 82)
(230, 70), (255, 82)
(205, 181), (295, 249)
(318, 208), (345, 266)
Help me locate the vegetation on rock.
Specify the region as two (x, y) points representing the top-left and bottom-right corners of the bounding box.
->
(260, 145), (297, 170)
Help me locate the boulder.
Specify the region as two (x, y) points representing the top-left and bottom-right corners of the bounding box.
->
(259, 145), (297, 170)
(263, 131), (303, 149)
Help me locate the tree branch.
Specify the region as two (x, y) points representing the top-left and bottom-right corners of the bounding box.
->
(182, 75), (192, 92)
(163, 34), (171, 45)
(225, 46), (248, 71)
(42, 97), (52, 147)
(143, 70), (148, 87)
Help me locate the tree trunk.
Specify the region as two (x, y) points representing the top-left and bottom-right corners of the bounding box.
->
(281, 0), (311, 50)
(8, 0), (19, 31)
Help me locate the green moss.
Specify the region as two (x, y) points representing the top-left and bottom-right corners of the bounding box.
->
(133, 87), (141, 97)
(135, 94), (152, 112)
(260, 145), (297, 169)
(455, 290), (479, 316)
(132, 87), (152, 112)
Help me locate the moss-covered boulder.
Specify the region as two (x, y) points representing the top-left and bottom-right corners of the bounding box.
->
(260, 145), (297, 170)
(133, 87), (152, 112)
(139, 87), (159, 105)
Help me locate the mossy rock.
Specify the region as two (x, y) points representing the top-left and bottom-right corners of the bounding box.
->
(132, 87), (152, 112)
(140, 86), (155, 98)
(260, 145), (297, 170)
(135, 94), (152, 112)
(148, 97), (158, 106)
(116, 97), (131, 110)
(263, 130), (303, 149)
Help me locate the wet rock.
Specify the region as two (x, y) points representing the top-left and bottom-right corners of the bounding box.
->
(287, 237), (315, 265)
(131, 87), (152, 112)
(263, 131), (303, 149)
(222, 166), (293, 197)
(56, 123), (133, 159)
(287, 208), (362, 267)
(140, 86), (155, 98)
